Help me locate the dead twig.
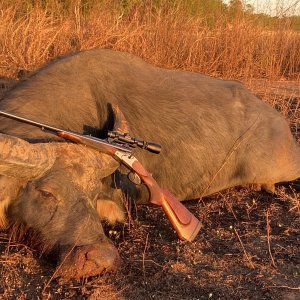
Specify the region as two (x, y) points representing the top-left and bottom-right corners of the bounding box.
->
(42, 243), (77, 295)
(233, 228), (255, 269)
(200, 115), (260, 199)
(137, 259), (163, 268)
(266, 209), (276, 268)
(266, 285), (300, 290)
(142, 233), (149, 277)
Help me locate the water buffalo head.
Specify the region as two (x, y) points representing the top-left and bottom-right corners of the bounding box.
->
(0, 106), (129, 278)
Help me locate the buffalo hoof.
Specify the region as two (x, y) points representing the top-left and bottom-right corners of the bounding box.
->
(55, 242), (121, 279)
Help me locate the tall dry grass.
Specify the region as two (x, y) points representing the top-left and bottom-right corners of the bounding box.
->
(0, 0), (299, 80)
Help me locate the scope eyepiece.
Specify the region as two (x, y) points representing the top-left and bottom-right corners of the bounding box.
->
(144, 142), (161, 154)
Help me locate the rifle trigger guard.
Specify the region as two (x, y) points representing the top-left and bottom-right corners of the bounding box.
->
(127, 171), (142, 185)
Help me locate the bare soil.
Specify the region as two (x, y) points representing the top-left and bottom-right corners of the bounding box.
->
(0, 79), (299, 300)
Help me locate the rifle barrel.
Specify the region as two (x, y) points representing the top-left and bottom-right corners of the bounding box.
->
(0, 110), (63, 132)
(0, 110), (131, 153)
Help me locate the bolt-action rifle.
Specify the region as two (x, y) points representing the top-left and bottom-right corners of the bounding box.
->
(0, 110), (201, 241)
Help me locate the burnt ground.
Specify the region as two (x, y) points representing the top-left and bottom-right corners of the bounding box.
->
(0, 78), (300, 300)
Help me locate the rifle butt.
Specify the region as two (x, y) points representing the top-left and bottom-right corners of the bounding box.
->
(129, 159), (201, 241)
(160, 189), (202, 242)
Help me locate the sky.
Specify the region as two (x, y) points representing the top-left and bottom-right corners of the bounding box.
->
(223, 0), (300, 16)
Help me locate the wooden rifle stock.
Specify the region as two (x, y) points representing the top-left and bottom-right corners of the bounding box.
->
(115, 153), (202, 242)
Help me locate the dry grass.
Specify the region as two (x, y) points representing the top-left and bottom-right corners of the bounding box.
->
(0, 1), (300, 81)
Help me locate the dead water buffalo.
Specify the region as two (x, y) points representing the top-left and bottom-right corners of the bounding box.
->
(0, 49), (299, 278)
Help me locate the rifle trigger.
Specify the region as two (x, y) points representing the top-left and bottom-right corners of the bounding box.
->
(127, 171), (142, 185)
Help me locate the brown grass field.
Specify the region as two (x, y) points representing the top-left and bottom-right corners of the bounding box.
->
(0, 1), (299, 299)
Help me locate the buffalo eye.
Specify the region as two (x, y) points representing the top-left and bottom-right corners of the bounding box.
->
(39, 189), (55, 200)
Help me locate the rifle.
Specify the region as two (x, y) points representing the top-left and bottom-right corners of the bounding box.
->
(0, 110), (201, 241)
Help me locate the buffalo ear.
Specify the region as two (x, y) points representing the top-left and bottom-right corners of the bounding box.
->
(0, 176), (25, 227)
(0, 197), (9, 227)
(96, 199), (125, 225)
(111, 104), (130, 133)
